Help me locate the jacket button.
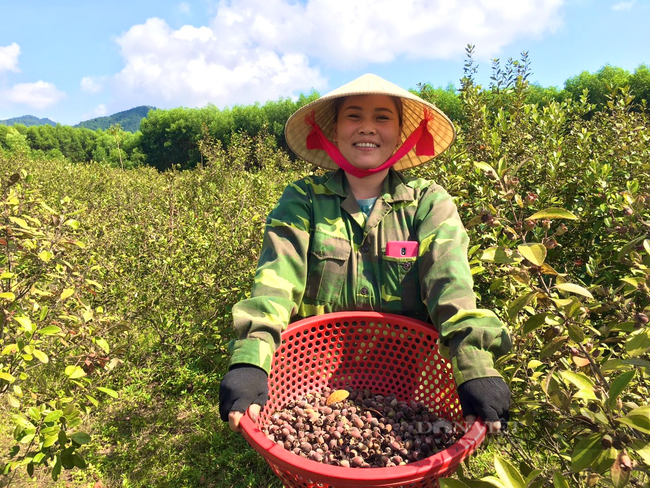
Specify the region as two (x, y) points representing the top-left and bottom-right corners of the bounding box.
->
(402, 262), (412, 270)
(360, 287), (369, 295)
(360, 245), (369, 254)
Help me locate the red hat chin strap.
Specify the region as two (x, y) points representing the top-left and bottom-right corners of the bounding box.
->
(305, 109), (436, 178)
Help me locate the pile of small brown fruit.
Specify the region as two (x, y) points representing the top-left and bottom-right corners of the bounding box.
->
(262, 387), (460, 468)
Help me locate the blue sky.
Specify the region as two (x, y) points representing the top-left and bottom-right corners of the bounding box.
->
(0, 0), (648, 125)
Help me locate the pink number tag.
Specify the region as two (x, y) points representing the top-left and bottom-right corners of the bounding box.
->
(385, 241), (418, 258)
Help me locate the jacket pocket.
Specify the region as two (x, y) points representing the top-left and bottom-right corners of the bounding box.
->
(381, 254), (419, 311)
(304, 233), (351, 303)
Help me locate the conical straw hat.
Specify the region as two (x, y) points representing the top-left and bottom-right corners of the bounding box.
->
(285, 73), (456, 171)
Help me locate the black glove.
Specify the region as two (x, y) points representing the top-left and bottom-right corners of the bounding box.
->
(457, 376), (510, 424)
(219, 364), (269, 422)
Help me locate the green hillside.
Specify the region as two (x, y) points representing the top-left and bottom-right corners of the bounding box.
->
(0, 115), (57, 127)
(75, 105), (156, 132)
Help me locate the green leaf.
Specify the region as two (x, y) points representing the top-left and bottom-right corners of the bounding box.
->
(540, 336), (568, 359)
(38, 250), (54, 262)
(630, 439), (650, 465)
(9, 216), (30, 229)
(567, 322), (585, 343)
(554, 283), (593, 299)
(480, 247), (523, 264)
(517, 243), (547, 266)
(0, 292), (16, 301)
(33, 350), (48, 364)
(570, 433), (602, 472)
(494, 454), (525, 488)
(553, 471), (570, 488)
(609, 370), (635, 409)
(52, 457), (61, 481)
(70, 432), (91, 445)
(560, 371), (597, 400)
(439, 480), (471, 488)
(602, 358), (650, 373)
(64, 366), (86, 379)
(625, 331), (650, 357)
(528, 207), (578, 220)
(64, 219), (80, 230)
(43, 434), (59, 448)
(524, 469), (544, 487)
(478, 476), (507, 488)
(96, 387), (119, 398)
(0, 372), (16, 383)
(28, 407), (40, 421)
(43, 410), (63, 423)
(474, 161), (498, 175)
(14, 315), (35, 333)
(617, 405), (650, 434)
(508, 291), (537, 320)
(38, 326), (62, 336)
(96, 338), (110, 354)
(60, 288), (75, 300)
(523, 313), (552, 334)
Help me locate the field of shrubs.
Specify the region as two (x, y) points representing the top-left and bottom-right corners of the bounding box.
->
(1, 53), (649, 487)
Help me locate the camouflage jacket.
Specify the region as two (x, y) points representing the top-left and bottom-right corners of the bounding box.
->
(229, 169), (511, 385)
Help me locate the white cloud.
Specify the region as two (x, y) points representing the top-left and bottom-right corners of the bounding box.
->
(179, 2), (191, 14)
(111, 0), (564, 108)
(92, 104), (107, 117)
(5, 81), (65, 109)
(0, 43), (21, 73)
(113, 17), (325, 109)
(81, 76), (104, 93)
(612, 1), (635, 11)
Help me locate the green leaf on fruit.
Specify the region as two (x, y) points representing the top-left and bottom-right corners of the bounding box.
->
(528, 207), (578, 220)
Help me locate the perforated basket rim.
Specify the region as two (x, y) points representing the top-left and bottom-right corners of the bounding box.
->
(240, 311), (487, 486)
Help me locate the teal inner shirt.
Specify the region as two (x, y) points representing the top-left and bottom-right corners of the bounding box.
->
(357, 197), (378, 218)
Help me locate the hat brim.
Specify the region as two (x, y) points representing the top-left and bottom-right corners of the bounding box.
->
(285, 73), (456, 171)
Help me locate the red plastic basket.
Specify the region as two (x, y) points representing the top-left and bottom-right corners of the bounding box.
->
(240, 311), (486, 488)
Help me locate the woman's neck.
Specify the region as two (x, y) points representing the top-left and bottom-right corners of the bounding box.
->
(346, 169), (390, 199)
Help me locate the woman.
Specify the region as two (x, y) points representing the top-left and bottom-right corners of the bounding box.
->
(219, 74), (511, 434)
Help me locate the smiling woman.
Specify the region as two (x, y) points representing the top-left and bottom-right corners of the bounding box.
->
(219, 73), (512, 438)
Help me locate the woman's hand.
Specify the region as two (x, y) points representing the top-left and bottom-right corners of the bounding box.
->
(219, 364), (268, 432)
(457, 376), (510, 434)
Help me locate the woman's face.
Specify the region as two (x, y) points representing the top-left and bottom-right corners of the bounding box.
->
(333, 95), (401, 171)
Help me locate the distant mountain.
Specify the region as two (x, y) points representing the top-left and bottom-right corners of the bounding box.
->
(0, 115), (58, 127)
(75, 105), (156, 133)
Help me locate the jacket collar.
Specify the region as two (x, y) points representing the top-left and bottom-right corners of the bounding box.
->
(324, 169), (415, 203)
